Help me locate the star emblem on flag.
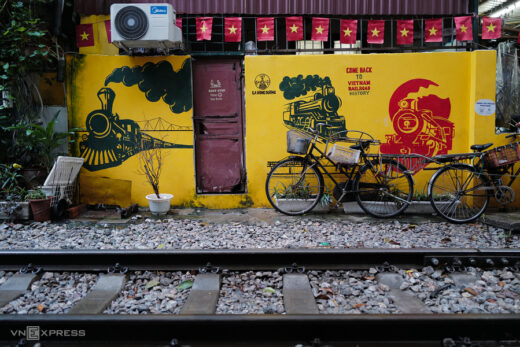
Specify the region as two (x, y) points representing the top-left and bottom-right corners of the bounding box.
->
(257, 17), (274, 41)
(80, 32), (89, 40)
(428, 26), (438, 36)
(201, 25), (207, 33)
(286, 17), (303, 41)
(367, 20), (384, 44)
(340, 19), (357, 44)
(228, 25), (238, 34)
(400, 28), (409, 37)
(482, 17), (501, 39)
(316, 26), (324, 34)
(460, 25), (467, 33)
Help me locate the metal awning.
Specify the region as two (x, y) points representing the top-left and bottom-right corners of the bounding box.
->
(75, 0), (470, 16)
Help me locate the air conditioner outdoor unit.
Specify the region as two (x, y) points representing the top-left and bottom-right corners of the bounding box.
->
(110, 3), (182, 50)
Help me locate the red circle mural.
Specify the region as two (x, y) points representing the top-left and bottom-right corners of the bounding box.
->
(380, 78), (454, 170)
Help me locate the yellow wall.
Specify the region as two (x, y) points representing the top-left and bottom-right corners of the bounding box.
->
(244, 50), (511, 207)
(66, 54), (247, 208)
(67, 50), (512, 208)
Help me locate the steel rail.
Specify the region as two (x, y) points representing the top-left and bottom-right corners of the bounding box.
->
(0, 248), (519, 271)
(1, 314), (520, 345)
(0, 249), (519, 345)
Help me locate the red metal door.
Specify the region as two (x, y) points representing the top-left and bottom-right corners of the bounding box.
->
(193, 58), (246, 193)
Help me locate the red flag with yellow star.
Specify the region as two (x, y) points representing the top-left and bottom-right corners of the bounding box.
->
(482, 17), (501, 39)
(104, 20), (111, 43)
(425, 18), (442, 42)
(397, 20), (413, 45)
(367, 20), (384, 44)
(340, 20), (357, 44)
(454, 16), (472, 41)
(257, 17), (274, 41)
(286, 17), (303, 41)
(311, 17), (329, 41)
(196, 17), (212, 41)
(76, 23), (94, 47)
(225, 17), (242, 42)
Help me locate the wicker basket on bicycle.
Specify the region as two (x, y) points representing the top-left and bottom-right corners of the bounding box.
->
(286, 130), (313, 155)
(484, 142), (520, 168)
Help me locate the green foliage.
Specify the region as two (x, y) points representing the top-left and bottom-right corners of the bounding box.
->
(0, 163), (27, 201)
(26, 188), (46, 200)
(6, 111), (75, 171)
(0, 0), (56, 111)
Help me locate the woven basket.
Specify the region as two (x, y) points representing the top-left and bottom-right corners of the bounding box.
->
(484, 143), (520, 168)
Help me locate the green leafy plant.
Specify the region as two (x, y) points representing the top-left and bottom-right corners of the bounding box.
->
(0, 0), (57, 114)
(25, 188), (47, 200)
(274, 182), (314, 200)
(320, 186), (333, 207)
(6, 111), (74, 171)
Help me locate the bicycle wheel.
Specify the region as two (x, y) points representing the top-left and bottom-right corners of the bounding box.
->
(353, 159), (414, 218)
(265, 157), (324, 215)
(428, 164), (490, 223)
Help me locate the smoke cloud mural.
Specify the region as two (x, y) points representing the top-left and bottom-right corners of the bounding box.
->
(78, 60), (193, 172)
(380, 78), (454, 170)
(105, 60), (192, 114)
(279, 74), (346, 137)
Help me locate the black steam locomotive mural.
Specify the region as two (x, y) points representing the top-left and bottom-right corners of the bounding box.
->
(79, 88), (192, 171)
(78, 60), (193, 172)
(279, 75), (346, 137)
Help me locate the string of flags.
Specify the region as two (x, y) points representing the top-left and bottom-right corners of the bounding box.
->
(75, 16), (507, 48)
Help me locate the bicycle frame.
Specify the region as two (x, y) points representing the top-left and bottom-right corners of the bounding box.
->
(298, 130), (393, 208)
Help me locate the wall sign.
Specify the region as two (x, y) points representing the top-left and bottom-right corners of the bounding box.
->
(475, 99), (495, 116)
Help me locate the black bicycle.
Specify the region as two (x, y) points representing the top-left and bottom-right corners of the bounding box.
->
(427, 133), (520, 223)
(265, 124), (414, 217)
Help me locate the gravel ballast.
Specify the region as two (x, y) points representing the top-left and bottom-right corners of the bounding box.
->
(0, 272), (97, 314)
(0, 216), (517, 250)
(104, 271), (194, 314)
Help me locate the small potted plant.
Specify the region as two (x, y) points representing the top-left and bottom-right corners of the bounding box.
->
(138, 144), (172, 215)
(26, 188), (52, 222)
(274, 182), (331, 213)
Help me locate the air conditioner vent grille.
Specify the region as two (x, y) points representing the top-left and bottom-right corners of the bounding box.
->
(115, 6), (149, 40)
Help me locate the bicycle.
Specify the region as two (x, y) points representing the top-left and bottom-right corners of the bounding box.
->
(426, 133), (520, 223)
(265, 124), (414, 217)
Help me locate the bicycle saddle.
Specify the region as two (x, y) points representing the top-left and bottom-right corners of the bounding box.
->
(470, 143), (493, 151)
(350, 141), (371, 151)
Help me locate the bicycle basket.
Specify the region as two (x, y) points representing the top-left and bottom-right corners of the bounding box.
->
(287, 130), (312, 154)
(327, 144), (360, 165)
(484, 143), (520, 168)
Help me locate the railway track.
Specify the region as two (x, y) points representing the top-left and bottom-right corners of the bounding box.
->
(0, 249), (519, 346)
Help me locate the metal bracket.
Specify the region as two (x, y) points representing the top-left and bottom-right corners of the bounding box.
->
(442, 337), (481, 347)
(107, 263), (128, 274)
(375, 261), (398, 273)
(199, 262), (220, 274)
(284, 263), (305, 274)
(445, 258), (466, 273)
(19, 263), (41, 274)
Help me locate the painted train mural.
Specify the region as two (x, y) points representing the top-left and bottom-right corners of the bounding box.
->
(77, 59), (194, 172)
(79, 88), (191, 171)
(280, 75), (346, 137)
